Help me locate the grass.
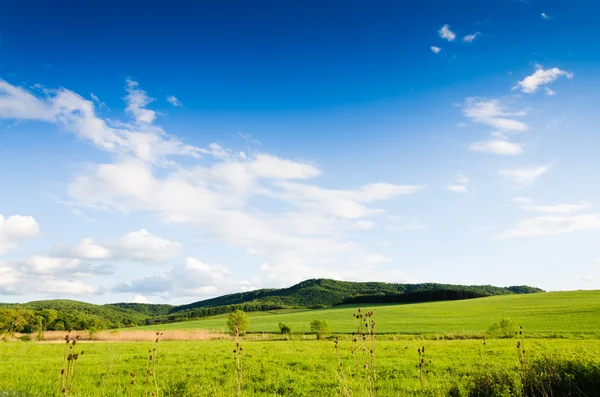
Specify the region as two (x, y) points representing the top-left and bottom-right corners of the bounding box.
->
(2, 338), (600, 396)
(2, 291), (599, 396)
(126, 290), (600, 337)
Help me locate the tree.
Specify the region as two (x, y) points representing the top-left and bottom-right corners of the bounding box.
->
(227, 310), (250, 335)
(310, 319), (329, 340)
(278, 323), (291, 335)
(487, 318), (517, 338)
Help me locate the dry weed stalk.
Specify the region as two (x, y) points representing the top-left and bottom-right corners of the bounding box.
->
(233, 325), (244, 397)
(60, 330), (84, 396)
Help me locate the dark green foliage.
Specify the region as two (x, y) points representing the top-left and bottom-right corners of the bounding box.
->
(170, 278), (542, 316)
(105, 303), (174, 316)
(339, 289), (489, 305)
(278, 323), (291, 335)
(0, 300), (148, 331)
(506, 286), (544, 294)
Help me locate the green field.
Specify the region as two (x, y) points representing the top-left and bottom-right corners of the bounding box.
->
(1, 338), (599, 396)
(2, 291), (600, 396)
(129, 290), (600, 337)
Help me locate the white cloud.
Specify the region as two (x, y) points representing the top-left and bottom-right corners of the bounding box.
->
(511, 197), (591, 214)
(1, 78), (426, 296)
(462, 32), (480, 43)
(129, 294), (152, 303)
(275, 182), (425, 219)
(0, 214), (40, 255)
(430, 46), (441, 54)
(497, 214), (600, 239)
(447, 172), (471, 193)
(0, 79), (206, 163)
(438, 24), (456, 41)
(469, 139), (524, 155)
(499, 165), (551, 185)
(545, 87), (556, 96)
(114, 256), (241, 297)
(22, 255), (82, 275)
(541, 12), (552, 20)
(70, 238), (111, 260)
(38, 279), (96, 295)
(514, 66), (573, 94)
(112, 229), (182, 263)
(166, 95), (182, 107)
(124, 79), (156, 124)
(463, 98), (528, 132)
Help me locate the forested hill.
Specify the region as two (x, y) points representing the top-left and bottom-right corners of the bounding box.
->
(171, 278), (543, 313)
(0, 279), (543, 331)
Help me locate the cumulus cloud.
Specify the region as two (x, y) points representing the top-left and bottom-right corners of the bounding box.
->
(541, 12), (552, 20)
(1, 78), (425, 296)
(462, 32), (480, 43)
(499, 165), (551, 185)
(70, 238), (111, 260)
(129, 294), (152, 303)
(166, 95), (182, 107)
(438, 24), (456, 41)
(514, 66), (573, 94)
(112, 229), (182, 263)
(55, 229), (181, 264)
(0, 214), (40, 255)
(469, 139), (524, 155)
(497, 214), (600, 239)
(447, 172), (471, 193)
(37, 279), (96, 295)
(430, 46), (441, 54)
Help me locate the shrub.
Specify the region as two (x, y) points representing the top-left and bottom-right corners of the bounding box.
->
(309, 319), (329, 340)
(467, 367), (522, 397)
(19, 334), (31, 342)
(523, 353), (600, 396)
(487, 318), (517, 339)
(278, 323), (291, 335)
(227, 310), (250, 335)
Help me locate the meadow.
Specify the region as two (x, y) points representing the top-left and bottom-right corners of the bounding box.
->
(1, 291), (600, 396)
(2, 338), (600, 396)
(130, 290), (600, 338)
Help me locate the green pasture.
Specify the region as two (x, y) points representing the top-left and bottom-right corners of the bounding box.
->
(1, 338), (599, 396)
(130, 290), (600, 337)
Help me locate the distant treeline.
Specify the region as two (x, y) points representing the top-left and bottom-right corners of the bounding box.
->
(0, 279), (544, 332)
(337, 289), (489, 305)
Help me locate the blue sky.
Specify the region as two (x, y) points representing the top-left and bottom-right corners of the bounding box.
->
(1, 0), (599, 304)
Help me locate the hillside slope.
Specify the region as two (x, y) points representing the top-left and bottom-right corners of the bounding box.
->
(172, 278), (542, 313)
(0, 279), (543, 331)
(135, 290), (600, 337)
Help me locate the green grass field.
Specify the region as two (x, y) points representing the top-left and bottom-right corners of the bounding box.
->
(129, 290), (600, 337)
(2, 291), (599, 396)
(2, 338), (599, 396)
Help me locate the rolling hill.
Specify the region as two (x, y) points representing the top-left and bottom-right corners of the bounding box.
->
(0, 278), (543, 332)
(133, 290), (600, 337)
